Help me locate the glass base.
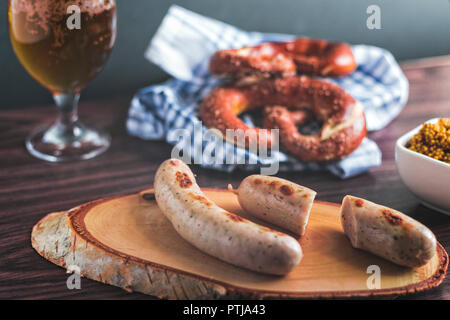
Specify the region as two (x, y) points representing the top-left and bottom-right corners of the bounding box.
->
(26, 121), (110, 162)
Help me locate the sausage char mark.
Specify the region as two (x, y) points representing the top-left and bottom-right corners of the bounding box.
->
(381, 209), (403, 226)
(188, 192), (212, 206)
(175, 171), (192, 188)
(280, 185), (294, 196)
(355, 199), (364, 207)
(253, 178), (262, 185)
(223, 211), (246, 223)
(268, 181), (280, 188)
(258, 225), (286, 236)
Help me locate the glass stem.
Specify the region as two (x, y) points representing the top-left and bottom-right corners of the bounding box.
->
(54, 91), (80, 129)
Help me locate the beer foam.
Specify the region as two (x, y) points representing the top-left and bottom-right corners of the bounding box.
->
(10, 0), (115, 42)
(10, 0), (115, 25)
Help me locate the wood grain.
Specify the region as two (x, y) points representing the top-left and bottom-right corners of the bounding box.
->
(1, 57), (450, 299)
(31, 188), (448, 299)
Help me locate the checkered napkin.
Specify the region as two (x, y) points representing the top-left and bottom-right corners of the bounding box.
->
(127, 5), (409, 178)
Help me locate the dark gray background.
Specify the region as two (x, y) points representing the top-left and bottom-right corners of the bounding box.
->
(1, 0), (450, 109)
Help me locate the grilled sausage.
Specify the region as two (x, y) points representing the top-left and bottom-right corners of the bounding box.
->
(340, 195), (437, 268)
(154, 159), (303, 275)
(236, 175), (316, 236)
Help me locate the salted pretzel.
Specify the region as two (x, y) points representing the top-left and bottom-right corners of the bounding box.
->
(209, 38), (357, 78)
(200, 76), (366, 161)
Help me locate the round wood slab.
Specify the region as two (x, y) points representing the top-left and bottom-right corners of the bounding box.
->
(31, 188), (448, 299)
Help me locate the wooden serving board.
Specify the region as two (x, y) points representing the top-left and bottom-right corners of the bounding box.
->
(31, 188), (448, 299)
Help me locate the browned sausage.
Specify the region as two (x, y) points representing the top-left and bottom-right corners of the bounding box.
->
(237, 175), (316, 236)
(154, 159), (303, 275)
(340, 196), (437, 267)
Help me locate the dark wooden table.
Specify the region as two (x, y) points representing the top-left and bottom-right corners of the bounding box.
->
(1, 57), (450, 300)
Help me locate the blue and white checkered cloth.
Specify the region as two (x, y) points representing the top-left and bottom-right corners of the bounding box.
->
(127, 5), (409, 178)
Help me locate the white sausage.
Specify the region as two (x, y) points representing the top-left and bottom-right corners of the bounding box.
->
(154, 159), (303, 275)
(237, 175), (316, 236)
(340, 195), (437, 268)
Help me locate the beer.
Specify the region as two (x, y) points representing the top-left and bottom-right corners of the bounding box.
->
(9, 0), (116, 93)
(8, 0), (117, 162)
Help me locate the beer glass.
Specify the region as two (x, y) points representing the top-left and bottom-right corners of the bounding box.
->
(8, 0), (117, 162)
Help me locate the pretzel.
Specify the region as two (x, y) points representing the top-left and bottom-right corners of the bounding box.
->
(209, 38), (357, 78)
(200, 76), (366, 161)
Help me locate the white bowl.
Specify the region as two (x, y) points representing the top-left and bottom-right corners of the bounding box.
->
(395, 118), (450, 215)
